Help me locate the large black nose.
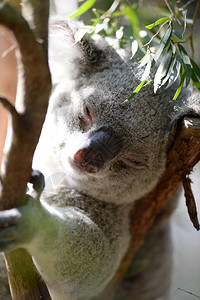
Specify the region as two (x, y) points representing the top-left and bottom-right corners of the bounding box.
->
(73, 130), (123, 173)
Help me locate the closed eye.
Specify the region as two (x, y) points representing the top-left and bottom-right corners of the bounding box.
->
(118, 155), (148, 169)
(78, 104), (95, 131)
(83, 104), (93, 125)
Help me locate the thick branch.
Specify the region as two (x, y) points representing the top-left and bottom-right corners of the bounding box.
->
(0, 1), (51, 114)
(0, 1), (51, 208)
(98, 116), (200, 299)
(21, 0), (49, 55)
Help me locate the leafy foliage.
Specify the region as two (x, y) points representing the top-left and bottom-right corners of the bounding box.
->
(70, 0), (200, 100)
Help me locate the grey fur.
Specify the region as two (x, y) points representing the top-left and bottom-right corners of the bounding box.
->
(0, 17), (200, 300)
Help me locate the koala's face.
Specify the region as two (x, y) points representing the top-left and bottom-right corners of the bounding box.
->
(45, 18), (178, 204)
(48, 63), (170, 204)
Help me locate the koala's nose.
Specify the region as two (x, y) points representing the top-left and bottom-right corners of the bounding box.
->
(73, 130), (122, 173)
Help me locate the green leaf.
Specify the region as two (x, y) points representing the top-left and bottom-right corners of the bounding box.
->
(69, 0), (97, 19)
(172, 30), (183, 40)
(154, 49), (172, 93)
(172, 70), (186, 100)
(125, 80), (146, 101)
(166, 54), (181, 89)
(161, 55), (176, 87)
(138, 52), (151, 68)
(145, 17), (171, 29)
(154, 25), (172, 62)
(178, 44), (190, 65)
(178, 44), (192, 87)
(110, 10), (126, 18)
(141, 58), (152, 81)
(190, 58), (200, 81)
(191, 70), (200, 91)
(185, 65), (192, 87)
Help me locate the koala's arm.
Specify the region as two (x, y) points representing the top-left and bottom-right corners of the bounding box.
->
(0, 174), (128, 300)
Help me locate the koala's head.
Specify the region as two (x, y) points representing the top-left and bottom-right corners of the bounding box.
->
(46, 18), (190, 204)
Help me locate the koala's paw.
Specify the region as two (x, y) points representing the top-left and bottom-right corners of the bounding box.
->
(0, 200), (34, 252)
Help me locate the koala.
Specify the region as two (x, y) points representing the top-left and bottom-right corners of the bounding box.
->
(0, 17), (200, 300)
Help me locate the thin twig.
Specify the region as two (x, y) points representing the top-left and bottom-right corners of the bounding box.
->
(0, 96), (19, 118)
(101, 0), (120, 19)
(165, 0), (181, 24)
(178, 288), (200, 299)
(143, 20), (170, 47)
(182, 0), (196, 10)
(188, 0), (200, 58)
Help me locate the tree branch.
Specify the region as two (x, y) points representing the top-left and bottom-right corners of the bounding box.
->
(0, 96), (18, 118)
(188, 0), (200, 58)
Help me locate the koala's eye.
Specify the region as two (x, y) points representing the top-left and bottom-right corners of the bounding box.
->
(118, 155), (148, 169)
(78, 104), (94, 131)
(83, 104), (93, 125)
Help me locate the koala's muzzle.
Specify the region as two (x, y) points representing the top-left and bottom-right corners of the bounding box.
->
(73, 130), (122, 173)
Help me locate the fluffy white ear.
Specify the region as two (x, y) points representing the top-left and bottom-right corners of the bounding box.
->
(48, 17), (82, 83)
(48, 17), (108, 84)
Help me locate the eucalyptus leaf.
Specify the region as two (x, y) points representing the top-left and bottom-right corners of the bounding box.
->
(154, 50), (172, 93)
(178, 44), (192, 87)
(190, 58), (200, 81)
(131, 40), (138, 59)
(171, 43), (176, 55)
(161, 55), (176, 87)
(178, 44), (191, 66)
(166, 54), (181, 89)
(141, 58), (152, 81)
(145, 17), (170, 29)
(191, 70), (200, 91)
(69, 0), (97, 19)
(172, 70), (186, 100)
(138, 52), (151, 68)
(185, 65), (192, 87)
(74, 26), (94, 43)
(125, 80), (146, 101)
(172, 30), (183, 40)
(153, 25), (172, 62)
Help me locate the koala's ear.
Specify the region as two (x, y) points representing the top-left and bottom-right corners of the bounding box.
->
(48, 17), (107, 83)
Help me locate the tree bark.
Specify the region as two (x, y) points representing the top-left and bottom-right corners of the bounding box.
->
(0, 1), (52, 299)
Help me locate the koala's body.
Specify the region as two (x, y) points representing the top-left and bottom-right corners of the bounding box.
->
(0, 17), (200, 300)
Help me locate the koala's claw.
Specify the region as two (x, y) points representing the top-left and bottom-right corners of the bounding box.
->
(29, 169), (45, 194)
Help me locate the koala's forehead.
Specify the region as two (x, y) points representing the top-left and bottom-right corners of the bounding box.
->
(79, 67), (169, 125)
